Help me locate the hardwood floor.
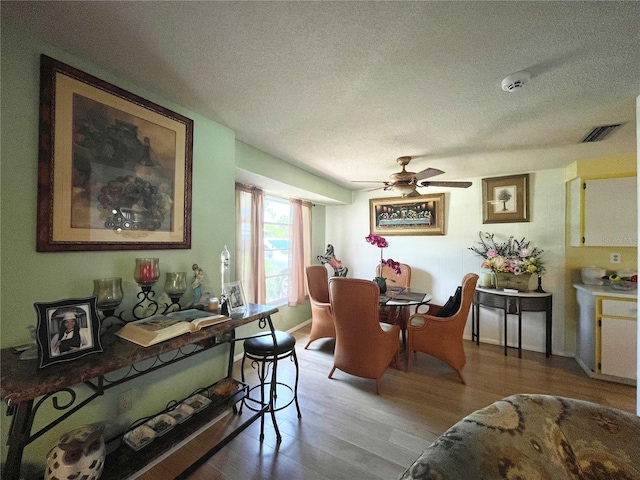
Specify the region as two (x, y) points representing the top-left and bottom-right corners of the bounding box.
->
(140, 323), (636, 480)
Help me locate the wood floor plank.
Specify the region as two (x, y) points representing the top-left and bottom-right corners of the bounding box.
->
(137, 323), (636, 480)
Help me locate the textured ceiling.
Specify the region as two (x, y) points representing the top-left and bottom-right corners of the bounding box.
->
(3, 1), (639, 195)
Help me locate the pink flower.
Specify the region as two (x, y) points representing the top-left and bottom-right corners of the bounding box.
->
(365, 233), (388, 248)
(384, 258), (402, 275)
(486, 248), (497, 258)
(366, 234), (400, 276)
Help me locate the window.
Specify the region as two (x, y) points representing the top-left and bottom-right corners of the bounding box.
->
(264, 196), (291, 304)
(236, 184), (311, 307)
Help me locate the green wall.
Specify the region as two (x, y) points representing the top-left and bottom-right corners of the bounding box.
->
(0, 20), (328, 469)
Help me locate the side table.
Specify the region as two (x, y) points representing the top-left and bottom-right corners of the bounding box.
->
(472, 287), (553, 358)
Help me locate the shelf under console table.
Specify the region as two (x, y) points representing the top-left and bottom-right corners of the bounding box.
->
(472, 287), (553, 358)
(1, 303), (278, 480)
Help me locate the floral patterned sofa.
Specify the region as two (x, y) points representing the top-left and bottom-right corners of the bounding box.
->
(398, 394), (640, 480)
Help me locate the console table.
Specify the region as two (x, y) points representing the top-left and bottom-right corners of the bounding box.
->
(472, 288), (552, 358)
(1, 303), (278, 480)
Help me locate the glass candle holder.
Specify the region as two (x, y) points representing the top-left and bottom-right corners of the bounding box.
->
(165, 272), (187, 297)
(134, 258), (160, 286)
(93, 277), (124, 311)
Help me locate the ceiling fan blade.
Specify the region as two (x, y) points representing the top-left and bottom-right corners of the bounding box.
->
(352, 180), (387, 184)
(415, 167), (445, 181)
(419, 181), (473, 188)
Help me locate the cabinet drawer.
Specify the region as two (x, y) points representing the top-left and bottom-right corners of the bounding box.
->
(601, 299), (637, 318)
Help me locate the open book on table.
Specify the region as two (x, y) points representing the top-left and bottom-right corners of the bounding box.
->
(116, 309), (230, 347)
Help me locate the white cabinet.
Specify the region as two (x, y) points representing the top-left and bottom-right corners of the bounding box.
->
(601, 317), (637, 379)
(569, 176), (637, 247)
(574, 284), (637, 385)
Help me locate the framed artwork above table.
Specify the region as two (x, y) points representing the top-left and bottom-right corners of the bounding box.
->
(370, 194), (445, 236)
(37, 55), (194, 251)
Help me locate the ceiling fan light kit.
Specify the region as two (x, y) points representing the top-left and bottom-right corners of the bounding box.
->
(501, 70), (531, 92)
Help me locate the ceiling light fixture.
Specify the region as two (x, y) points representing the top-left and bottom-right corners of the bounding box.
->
(501, 70), (531, 92)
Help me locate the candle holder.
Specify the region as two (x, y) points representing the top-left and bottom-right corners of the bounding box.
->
(132, 258), (160, 318)
(534, 274), (546, 293)
(93, 277), (124, 317)
(134, 258), (160, 288)
(165, 272), (187, 306)
(97, 261), (197, 335)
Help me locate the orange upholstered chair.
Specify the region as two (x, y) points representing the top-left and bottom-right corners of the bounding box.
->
(328, 277), (400, 394)
(304, 265), (335, 349)
(406, 273), (479, 384)
(376, 262), (412, 289)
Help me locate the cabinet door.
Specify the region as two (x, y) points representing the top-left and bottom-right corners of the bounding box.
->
(600, 317), (637, 379)
(583, 177), (637, 246)
(569, 178), (582, 247)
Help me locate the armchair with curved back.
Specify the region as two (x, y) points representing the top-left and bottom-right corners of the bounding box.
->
(304, 265), (335, 349)
(406, 273), (479, 384)
(328, 277), (400, 395)
(376, 262), (412, 290)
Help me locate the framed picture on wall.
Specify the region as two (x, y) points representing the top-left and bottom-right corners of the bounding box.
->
(482, 174), (530, 223)
(370, 194), (445, 236)
(36, 55), (194, 251)
(34, 296), (103, 368)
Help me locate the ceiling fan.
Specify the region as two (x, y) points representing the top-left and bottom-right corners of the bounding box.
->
(355, 156), (472, 197)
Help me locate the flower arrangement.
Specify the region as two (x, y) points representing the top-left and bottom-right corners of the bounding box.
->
(469, 231), (545, 276)
(365, 233), (402, 276)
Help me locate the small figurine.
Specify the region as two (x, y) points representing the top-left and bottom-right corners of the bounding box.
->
(191, 263), (204, 305)
(317, 244), (348, 277)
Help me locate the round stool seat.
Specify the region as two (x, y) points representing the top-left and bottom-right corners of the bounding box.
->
(239, 329), (301, 442)
(244, 331), (296, 356)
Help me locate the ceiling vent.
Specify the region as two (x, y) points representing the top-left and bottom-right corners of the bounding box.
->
(580, 124), (623, 143)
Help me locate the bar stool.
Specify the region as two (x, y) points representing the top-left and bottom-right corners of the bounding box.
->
(239, 330), (301, 441)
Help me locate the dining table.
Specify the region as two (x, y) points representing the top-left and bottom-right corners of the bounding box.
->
(379, 286), (433, 349)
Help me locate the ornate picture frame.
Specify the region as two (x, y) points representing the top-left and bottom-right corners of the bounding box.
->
(370, 194), (445, 236)
(482, 174), (530, 223)
(34, 296), (103, 368)
(223, 281), (247, 313)
(37, 55), (193, 251)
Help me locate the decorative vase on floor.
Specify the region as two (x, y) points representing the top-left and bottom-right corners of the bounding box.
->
(373, 276), (387, 294)
(494, 272), (532, 292)
(45, 424), (105, 480)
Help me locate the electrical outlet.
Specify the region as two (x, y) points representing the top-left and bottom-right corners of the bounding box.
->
(117, 390), (132, 414)
(610, 253), (621, 264)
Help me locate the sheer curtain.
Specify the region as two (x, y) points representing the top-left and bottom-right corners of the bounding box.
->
(235, 184), (266, 304)
(288, 199), (312, 306)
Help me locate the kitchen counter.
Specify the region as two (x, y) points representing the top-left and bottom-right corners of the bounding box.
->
(573, 283), (637, 299)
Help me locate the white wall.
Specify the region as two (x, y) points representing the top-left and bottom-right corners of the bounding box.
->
(326, 168), (567, 355)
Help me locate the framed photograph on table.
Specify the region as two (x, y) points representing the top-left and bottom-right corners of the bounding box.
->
(370, 194), (445, 236)
(34, 296), (103, 368)
(36, 55), (194, 251)
(223, 281), (247, 313)
(482, 174), (530, 223)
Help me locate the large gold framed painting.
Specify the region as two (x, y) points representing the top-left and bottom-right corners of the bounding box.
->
(37, 55), (193, 251)
(370, 194), (445, 236)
